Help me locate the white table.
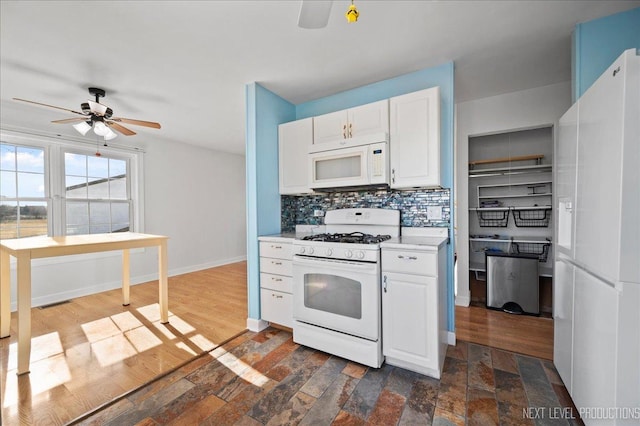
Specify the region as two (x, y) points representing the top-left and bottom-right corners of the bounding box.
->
(0, 232), (169, 375)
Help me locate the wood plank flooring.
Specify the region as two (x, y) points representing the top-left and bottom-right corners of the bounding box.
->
(455, 305), (554, 360)
(0, 261), (248, 425)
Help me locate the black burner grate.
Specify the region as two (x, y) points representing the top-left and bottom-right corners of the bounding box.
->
(302, 232), (391, 244)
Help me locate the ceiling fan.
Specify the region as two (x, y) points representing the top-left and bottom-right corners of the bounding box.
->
(13, 87), (161, 141)
(298, 0), (359, 29)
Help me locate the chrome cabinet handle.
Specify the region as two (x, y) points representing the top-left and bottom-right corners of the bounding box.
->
(349, 122), (353, 138)
(391, 168), (395, 184)
(272, 261), (282, 265)
(383, 275), (387, 293)
(270, 245), (282, 249)
(343, 124), (347, 139)
(272, 293), (283, 299)
(397, 255), (418, 260)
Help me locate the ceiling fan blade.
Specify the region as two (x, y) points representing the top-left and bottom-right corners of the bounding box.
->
(51, 117), (89, 124)
(106, 121), (136, 136)
(87, 100), (109, 116)
(298, 0), (333, 29)
(110, 117), (161, 129)
(13, 98), (86, 116)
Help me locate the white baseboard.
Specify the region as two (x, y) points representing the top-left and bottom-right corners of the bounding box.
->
(10, 255), (248, 311)
(455, 295), (470, 307)
(246, 318), (269, 332)
(448, 331), (456, 345)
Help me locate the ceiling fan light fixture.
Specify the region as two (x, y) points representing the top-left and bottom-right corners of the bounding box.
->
(345, 0), (359, 23)
(104, 127), (118, 141)
(73, 121), (92, 136)
(93, 120), (110, 136)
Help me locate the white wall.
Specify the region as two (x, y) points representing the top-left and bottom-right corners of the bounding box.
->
(6, 137), (246, 310)
(455, 81), (571, 306)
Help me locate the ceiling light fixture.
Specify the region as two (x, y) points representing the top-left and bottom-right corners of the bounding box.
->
(72, 119), (118, 140)
(345, 0), (359, 23)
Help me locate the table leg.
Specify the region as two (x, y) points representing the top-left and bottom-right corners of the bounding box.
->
(122, 249), (130, 306)
(158, 241), (168, 324)
(16, 252), (31, 375)
(0, 249), (11, 338)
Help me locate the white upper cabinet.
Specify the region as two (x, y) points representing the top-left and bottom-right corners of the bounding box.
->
(389, 87), (441, 188)
(312, 100), (389, 148)
(279, 118), (312, 194)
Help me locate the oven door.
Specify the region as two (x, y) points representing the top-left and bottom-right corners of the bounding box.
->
(292, 255), (380, 341)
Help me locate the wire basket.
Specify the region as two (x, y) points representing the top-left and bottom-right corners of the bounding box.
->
(511, 241), (551, 262)
(512, 208), (551, 227)
(476, 209), (509, 227)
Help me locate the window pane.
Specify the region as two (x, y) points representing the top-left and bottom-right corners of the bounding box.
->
(0, 170), (16, 197)
(0, 144), (16, 171)
(67, 225), (89, 235)
(66, 176), (87, 198)
(66, 201), (89, 226)
(89, 202), (110, 225)
(0, 201), (18, 239)
(88, 176), (110, 199)
(17, 172), (45, 197)
(16, 147), (44, 173)
(109, 176), (127, 199)
(88, 156), (109, 178)
(65, 153), (86, 176)
(90, 224), (110, 234)
(111, 202), (129, 226)
(109, 158), (126, 177)
(111, 223), (129, 233)
(18, 201), (47, 238)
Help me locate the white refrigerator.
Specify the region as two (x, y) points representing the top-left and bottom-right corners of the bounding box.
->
(554, 48), (640, 425)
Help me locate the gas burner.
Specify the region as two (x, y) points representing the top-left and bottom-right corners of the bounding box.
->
(302, 232), (392, 244)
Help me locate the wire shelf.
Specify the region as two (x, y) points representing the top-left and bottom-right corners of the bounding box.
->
(512, 207), (551, 227)
(511, 241), (551, 262)
(476, 209), (509, 227)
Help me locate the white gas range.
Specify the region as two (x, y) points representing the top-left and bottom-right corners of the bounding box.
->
(292, 208), (400, 368)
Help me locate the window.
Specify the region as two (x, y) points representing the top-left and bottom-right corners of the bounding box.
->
(64, 152), (130, 235)
(0, 133), (141, 239)
(0, 144), (49, 239)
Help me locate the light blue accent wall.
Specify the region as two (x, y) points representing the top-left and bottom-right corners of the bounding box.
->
(573, 7), (640, 101)
(246, 62), (456, 332)
(245, 83), (295, 320)
(296, 62), (457, 332)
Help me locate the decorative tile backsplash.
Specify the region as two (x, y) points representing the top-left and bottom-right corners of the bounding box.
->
(281, 188), (450, 232)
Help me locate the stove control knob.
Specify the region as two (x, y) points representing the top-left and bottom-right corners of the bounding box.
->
(308, 247), (314, 255)
(356, 251), (365, 259)
(345, 250), (353, 258)
(325, 248), (333, 256)
(298, 247), (306, 254)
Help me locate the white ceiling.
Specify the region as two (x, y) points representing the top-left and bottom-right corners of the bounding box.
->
(1, 1), (638, 155)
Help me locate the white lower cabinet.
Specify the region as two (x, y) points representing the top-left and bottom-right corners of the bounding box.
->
(259, 239), (293, 328)
(381, 245), (447, 378)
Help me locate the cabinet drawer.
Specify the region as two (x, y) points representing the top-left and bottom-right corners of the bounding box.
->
(260, 273), (293, 293)
(260, 258), (292, 276)
(382, 249), (437, 276)
(261, 288), (293, 328)
(259, 241), (292, 259)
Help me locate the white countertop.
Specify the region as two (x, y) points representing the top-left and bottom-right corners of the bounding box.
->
(258, 233), (296, 242)
(381, 235), (448, 251)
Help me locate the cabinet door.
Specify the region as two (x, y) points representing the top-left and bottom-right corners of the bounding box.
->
(572, 268), (618, 414)
(553, 258), (574, 392)
(313, 109), (348, 145)
(347, 100), (389, 139)
(382, 271), (438, 370)
(279, 118), (312, 194)
(389, 87), (440, 188)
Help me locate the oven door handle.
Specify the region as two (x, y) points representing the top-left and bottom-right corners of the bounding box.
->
(293, 255), (377, 272)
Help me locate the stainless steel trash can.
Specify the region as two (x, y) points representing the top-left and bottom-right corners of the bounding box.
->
(486, 252), (539, 315)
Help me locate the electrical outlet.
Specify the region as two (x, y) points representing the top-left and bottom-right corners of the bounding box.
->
(427, 206), (443, 220)
(313, 210), (324, 217)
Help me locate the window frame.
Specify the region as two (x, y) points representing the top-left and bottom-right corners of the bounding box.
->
(0, 130), (144, 240)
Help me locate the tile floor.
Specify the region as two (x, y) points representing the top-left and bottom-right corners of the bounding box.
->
(73, 328), (583, 425)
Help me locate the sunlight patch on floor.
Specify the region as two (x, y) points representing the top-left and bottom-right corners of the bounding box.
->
(213, 348), (270, 388)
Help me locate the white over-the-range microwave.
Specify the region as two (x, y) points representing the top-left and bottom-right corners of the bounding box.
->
(308, 133), (389, 190)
